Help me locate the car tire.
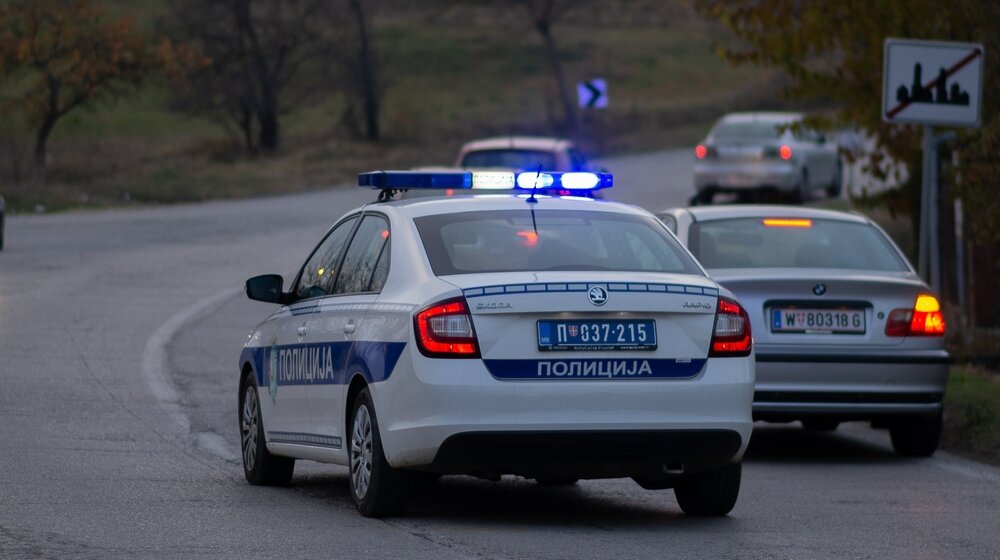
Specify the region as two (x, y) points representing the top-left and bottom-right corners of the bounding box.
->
(350, 387), (413, 517)
(674, 461), (741, 516)
(793, 169), (810, 204)
(889, 410), (942, 457)
(535, 477), (579, 486)
(240, 375), (295, 486)
(0, 213), (5, 251)
(691, 188), (714, 206)
(802, 419), (840, 432)
(825, 160), (843, 198)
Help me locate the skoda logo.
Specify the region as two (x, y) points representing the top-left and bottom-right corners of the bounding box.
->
(588, 286), (608, 306)
(813, 283), (827, 296)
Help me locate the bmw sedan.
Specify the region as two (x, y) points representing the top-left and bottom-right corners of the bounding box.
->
(693, 112), (842, 204)
(238, 170), (755, 517)
(657, 205), (949, 456)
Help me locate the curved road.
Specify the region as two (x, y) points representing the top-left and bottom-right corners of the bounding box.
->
(2, 150), (998, 559)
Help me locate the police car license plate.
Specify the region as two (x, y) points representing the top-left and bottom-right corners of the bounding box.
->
(770, 308), (865, 334)
(537, 320), (657, 351)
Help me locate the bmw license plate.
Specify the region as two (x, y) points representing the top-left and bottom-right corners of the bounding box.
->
(537, 320), (657, 351)
(770, 308), (865, 334)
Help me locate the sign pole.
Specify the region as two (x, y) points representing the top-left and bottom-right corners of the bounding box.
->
(929, 131), (942, 294)
(918, 125), (932, 283)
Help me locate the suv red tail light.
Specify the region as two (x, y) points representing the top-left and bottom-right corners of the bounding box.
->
(414, 297), (481, 358)
(885, 294), (945, 337)
(710, 297), (752, 357)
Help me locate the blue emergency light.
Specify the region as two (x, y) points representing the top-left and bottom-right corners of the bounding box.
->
(358, 170), (613, 194)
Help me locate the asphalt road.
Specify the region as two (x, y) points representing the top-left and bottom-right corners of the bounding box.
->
(2, 149), (998, 559)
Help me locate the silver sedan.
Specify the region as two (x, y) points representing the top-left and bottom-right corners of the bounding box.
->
(692, 112), (841, 204)
(657, 205), (949, 456)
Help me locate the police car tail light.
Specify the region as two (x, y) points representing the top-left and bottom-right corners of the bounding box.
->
(885, 294), (945, 337)
(414, 297), (481, 358)
(709, 297), (752, 357)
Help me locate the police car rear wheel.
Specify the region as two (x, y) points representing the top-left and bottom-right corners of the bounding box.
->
(673, 461), (741, 516)
(240, 377), (294, 485)
(349, 388), (412, 517)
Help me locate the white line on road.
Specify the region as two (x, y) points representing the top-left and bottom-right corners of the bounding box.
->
(141, 286), (242, 460)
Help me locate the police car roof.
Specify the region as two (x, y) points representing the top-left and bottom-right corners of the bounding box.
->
(377, 194), (650, 219)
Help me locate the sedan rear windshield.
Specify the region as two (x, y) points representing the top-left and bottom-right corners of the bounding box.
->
(461, 149), (557, 170)
(689, 218), (909, 271)
(711, 121), (785, 141)
(415, 209), (702, 276)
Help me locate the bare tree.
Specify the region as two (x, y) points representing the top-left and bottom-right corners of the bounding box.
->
(518, 0), (578, 132)
(164, 0), (341, 154)
(344, 0), (382, 141)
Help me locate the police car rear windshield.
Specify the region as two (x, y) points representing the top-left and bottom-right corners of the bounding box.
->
(690, 218), (909, 271)
(460, 149), (558, 171)
(415, 210), (701, 276)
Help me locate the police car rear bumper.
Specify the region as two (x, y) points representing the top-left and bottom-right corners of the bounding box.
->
(372, 352), (754, 473)
(430, 429), (742, 478)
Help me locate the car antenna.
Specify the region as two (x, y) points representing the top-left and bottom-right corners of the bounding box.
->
(526, 164), (541, 205)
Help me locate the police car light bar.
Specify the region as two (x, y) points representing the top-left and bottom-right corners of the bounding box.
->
(515, 171), (612, 191)
(358, 170), (612, 192)
(359, 171), (473, 190)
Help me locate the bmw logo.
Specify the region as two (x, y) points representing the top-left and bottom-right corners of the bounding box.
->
(588, 286), (608, 306)
(813, 283), (827, 296)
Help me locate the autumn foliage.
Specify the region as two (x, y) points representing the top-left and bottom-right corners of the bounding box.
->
(0, 0), (153, 171)
(696, 0), (999, 325)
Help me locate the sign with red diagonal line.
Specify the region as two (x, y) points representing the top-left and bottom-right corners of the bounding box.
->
(883, 38), (984, 128)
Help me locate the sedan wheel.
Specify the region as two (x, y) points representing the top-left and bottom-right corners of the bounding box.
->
(349, 387), (412, 517)
(890, 410), (942, 457)
(240, 375), (294, 485)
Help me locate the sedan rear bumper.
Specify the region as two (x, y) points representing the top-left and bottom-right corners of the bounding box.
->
(694, 162), (798, 192)
(753, 350), (949, 420)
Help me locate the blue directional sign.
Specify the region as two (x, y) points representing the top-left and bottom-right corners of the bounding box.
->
(577, 78), (608, 109)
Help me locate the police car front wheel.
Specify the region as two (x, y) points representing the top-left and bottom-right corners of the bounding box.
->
(240, 375), (294, 486)
(349, 387), (413, 517)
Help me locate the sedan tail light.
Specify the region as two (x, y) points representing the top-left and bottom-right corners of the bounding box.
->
(710, 297), (752, 357)
(414, 297), (481, 358)
(695, 144), (718, 159)
(885, 294), (945, 337)
(763, 145), (794, 160)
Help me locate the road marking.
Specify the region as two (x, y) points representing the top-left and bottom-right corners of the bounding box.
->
(141, 286), (242, 460)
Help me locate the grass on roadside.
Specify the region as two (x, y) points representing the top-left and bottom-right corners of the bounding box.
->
(942, 365), (1000, 466)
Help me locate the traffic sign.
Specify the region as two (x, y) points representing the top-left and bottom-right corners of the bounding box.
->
(883, 38), (984, 127)
(577, 78), (607, 109)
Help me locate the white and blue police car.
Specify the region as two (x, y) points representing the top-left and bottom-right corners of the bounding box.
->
(238, 170), (755, 517)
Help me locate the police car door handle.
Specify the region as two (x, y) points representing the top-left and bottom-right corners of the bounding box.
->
(343, 320), (356, 334)
(297, 326), (308, 336)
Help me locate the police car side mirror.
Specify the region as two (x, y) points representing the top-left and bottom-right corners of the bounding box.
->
(246, 274), (287, 304)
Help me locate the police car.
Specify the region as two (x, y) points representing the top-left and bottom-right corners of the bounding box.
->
(238, 170), (755, 517)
